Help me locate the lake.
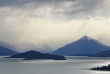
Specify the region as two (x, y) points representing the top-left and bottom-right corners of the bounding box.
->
(0, 56), (110, 74)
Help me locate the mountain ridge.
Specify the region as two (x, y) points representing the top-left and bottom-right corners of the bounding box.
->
(90, 50), (110, 57)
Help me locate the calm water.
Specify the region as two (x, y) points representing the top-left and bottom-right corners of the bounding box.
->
(0, 56), (110, 74)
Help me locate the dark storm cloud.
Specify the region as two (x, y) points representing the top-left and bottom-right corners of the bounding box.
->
(51, 0), (105, 15)
(0, 0), (105, 15)
(0, 0), (74, 7)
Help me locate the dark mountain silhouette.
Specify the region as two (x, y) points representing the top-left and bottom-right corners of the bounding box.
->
(90, 50), (110, 57)
(53, 36), (110, 55)
(0, 45), (18, 56)
(8, 50), (66, 60)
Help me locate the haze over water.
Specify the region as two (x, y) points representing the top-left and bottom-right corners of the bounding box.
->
(0, 56), (110, 74)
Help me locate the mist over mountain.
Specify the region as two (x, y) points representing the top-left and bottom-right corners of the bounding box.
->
(0, 41), (18, 56)
(53, 36), (110, 55)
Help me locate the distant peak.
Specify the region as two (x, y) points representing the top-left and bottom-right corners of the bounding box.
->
(80, 36), (93, 40)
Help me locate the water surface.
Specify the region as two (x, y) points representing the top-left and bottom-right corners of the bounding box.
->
(0, 56), (110, 74)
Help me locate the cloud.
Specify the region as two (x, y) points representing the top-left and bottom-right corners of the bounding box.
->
(0, 0), (108, 17)
(0, 0), (110, 52)
(0, 8), (110, 52)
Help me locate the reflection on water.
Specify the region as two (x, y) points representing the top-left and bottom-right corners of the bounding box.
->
(0, 56), (110, 74)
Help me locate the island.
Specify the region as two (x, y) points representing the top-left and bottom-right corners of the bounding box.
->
(90, 65), (110, 71)
(6, 50), (66, 60)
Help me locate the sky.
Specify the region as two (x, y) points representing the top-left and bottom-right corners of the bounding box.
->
(0, 0), (110, 52)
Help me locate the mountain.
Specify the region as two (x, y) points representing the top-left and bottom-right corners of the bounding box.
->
(90, 50), (110, 57)
(0, 45), (18, 56)
(53, 36), (110, 55)
(0, 41), (18, 56)
(8, 50), (66, 60)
